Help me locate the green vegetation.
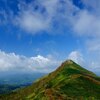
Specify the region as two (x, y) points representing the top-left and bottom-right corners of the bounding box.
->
(0, 60), (100, 100)
(0, 84), (20, 94)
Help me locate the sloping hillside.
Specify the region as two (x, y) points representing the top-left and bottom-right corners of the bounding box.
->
(0, 60), (100, 100)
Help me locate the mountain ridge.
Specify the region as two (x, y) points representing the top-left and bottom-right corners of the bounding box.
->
(0, 60), (100, 100)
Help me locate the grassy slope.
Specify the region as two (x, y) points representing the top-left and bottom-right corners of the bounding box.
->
(0, 60), (100, 100)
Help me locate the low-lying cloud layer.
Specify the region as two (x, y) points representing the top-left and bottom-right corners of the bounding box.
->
(68, 51), (84, 65)
(0, 50), (61, 73)
(0, 50), (99, 74)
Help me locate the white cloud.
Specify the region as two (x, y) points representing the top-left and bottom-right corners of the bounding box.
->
(68, 51), (84, 65)
(70, 0), (100, 67)
(81, 0), (100, 15)
(86, 39), (100, 52)
(15, 9), (50, 33)
(0, 50), (61, 73)
(0, 0), (100, 37)
(68, 51), (100, 75)
(73, 10), (100, 37)
(14, 0), (100, 53)
(88, 61), (100, 74)
(13, 0), (78, 34)
(14, 0), (58, 34)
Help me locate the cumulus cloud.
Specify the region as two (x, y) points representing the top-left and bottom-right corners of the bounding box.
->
(68, 51), (84, 65)
(0, 50), (61, 73)
(86, 39), (100, 52)
(73, 0), (100, 54)
(14, 0), (100, 37)
(16, 11), (48, 33)
(14, 0), (58, 33)
(68, 51), (100, 75)
(15, 5), (50, 33)
(0, 0), (78, 34)
(81, 0), (100, 15)
(0, 0), (100, 36)
(73, 10), (100, 37)
(13, 0), (100, 39)
(87, 61), (100, 74)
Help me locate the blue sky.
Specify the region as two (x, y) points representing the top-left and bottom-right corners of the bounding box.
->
(0, 0), (100, 75)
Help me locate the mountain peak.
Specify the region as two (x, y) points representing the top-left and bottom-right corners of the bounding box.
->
(60, 59), (73, 66)
(64, 59), (74, 64)
(56, 59), (97, 77)
(59, 59), (75, 69)
(0, 60), (100, 100)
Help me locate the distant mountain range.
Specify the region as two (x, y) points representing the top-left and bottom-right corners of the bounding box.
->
(0, 60), (100, 100)
(0, 72), (45, 85)
(0, 73), (45, 94)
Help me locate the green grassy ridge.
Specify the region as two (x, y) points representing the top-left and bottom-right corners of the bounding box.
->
(0, 60), (100, 100)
